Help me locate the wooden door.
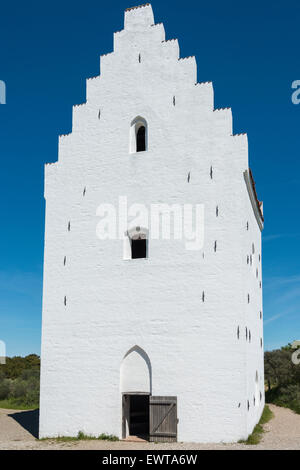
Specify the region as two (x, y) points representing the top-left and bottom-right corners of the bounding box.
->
(149, 396), (177, 442)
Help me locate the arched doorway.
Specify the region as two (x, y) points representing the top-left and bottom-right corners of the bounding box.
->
(120, 346), (151, 439)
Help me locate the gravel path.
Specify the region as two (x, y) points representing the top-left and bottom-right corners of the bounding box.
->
(0, 404), (299, 450)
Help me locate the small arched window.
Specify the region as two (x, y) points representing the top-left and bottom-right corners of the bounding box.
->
(130, 117), (148, 153)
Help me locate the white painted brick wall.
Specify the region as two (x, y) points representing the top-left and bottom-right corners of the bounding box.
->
(39, 4), (264, 442)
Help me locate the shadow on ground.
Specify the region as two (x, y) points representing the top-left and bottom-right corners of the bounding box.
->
(8, 409), (39, 438)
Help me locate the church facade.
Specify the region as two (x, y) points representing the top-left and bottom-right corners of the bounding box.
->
(39, 4), (264, 442)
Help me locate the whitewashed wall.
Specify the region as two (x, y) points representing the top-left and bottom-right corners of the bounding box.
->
(39, 4), (264, 442)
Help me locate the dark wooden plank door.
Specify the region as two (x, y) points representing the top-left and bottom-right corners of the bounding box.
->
(149, 396), (177, 442)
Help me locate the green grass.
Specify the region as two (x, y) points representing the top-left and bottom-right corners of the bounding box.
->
(0, 399), (39, 410)
(40, 431), (119, 442)
(239, 405), (274, 445)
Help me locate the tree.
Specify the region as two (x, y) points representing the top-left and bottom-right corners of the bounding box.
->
(264, 347), (294, 389)
(265, 345), (300, 415)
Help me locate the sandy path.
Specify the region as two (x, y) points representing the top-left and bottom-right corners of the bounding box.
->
(254, 404), (300, 450)
(0, 404), (299, 450)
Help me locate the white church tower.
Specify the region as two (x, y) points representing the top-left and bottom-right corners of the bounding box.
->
(40, 4), (264, 443)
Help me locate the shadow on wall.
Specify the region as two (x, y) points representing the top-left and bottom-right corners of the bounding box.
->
(8, 409), (39, 438)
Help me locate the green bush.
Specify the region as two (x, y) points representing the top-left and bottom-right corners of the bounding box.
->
(0, 356), (40, 409)
(11, 380), (28, 399)
(2, 355), (40, 379)
(266, 383), (300, 415)
(0, 380), (10, 400)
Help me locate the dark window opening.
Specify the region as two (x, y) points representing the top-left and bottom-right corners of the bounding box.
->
(129, 395), (149, 439)
(131, 238), (147, 259)
(136, 126), (146, 152)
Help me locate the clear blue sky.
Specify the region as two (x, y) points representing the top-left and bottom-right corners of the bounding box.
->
(0, 0), (299, 356)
